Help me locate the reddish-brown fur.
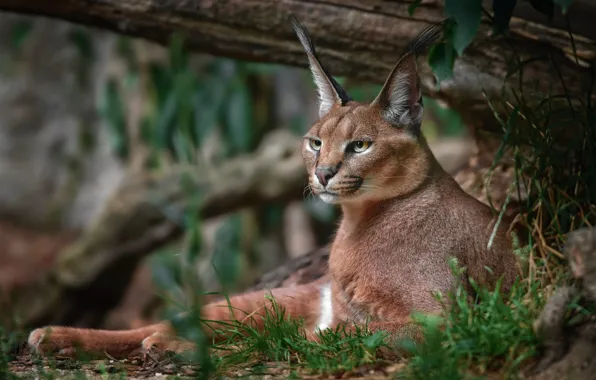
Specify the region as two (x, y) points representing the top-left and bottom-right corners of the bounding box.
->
(27, 19), (517, 359)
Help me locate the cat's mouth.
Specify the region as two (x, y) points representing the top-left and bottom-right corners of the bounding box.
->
(314, 180), (363, 204)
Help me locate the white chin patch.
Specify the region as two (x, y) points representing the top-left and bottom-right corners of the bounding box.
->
(318, 193), (339, 204)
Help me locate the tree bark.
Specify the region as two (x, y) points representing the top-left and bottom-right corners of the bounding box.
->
(0, 0), (594, 155)
(529, 226), (596, 380)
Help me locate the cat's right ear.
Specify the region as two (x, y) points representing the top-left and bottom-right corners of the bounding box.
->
(291, 16), (351, 118)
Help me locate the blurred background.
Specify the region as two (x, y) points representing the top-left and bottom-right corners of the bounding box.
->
(0, 13), (472, 334)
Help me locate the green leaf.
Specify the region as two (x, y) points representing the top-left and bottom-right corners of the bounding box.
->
(553, 0), (573, 13)
(124, 72), (138, 91)
(444, 0), (482, 55)
(492, 0), (517, 35)
(223, 80), (253, 154)
(408, 0), (423, 16)
(211, 214), (242, 288)
(192, 94), (218, 147)
(139, 116), (154, 147)
(149, 64), (173, 109)
(193, 76), (227, 146)
(10, 21), (33, 51)
(154, 91), (178, 151)
(184, 210), (203, 263)
(289, 115), (307, 136)
(69, 29), (93, 61)
(244, 62), (278, 74)
(116, 37), (137, 69)
(149, 251), (183, 294)
(428, 42), (456, 83)
(363, 332), (385, 349)
(173, 70), (197, 160)
(100, 79), (128, 158)
(169, 33), (188, 73)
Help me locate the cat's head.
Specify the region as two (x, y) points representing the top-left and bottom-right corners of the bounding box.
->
(292, 17), (439, 205)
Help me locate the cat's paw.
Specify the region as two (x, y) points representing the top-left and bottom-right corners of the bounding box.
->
(141, 332), (195, 361)
(28, 327), (77, 357)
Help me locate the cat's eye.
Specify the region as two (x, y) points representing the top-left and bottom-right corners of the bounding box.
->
(349, 140), (371, 153)
(309, 139), (322, 151)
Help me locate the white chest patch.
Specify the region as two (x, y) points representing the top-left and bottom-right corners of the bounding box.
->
(315, 282), (333, 333)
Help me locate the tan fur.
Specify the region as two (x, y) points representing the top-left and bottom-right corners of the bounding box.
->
(27, 19), (517, 359)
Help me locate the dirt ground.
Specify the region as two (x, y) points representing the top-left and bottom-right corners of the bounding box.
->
(8, 346), (407, 379)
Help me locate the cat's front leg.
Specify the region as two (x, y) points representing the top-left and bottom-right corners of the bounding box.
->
(28, 322), (173, 359)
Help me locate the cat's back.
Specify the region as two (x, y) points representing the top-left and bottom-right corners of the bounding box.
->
(436, 175), (518, 289)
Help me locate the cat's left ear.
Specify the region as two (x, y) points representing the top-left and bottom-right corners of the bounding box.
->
(291, 16), (352, 119)
(371, 52), (423, 134)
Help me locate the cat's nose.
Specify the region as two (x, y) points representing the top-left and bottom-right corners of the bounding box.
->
(315, 165), (339, 186)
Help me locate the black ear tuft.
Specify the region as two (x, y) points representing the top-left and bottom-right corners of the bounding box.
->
(405, 20), (446, 56)
(290, 15), (352, 117)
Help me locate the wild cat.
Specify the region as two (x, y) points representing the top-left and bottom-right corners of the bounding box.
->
(28, 17), (517, 358)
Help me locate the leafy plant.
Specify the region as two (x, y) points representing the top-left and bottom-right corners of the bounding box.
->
(0, 327), (19, 380)
(9, 20), (33, 51)
(400, 258), (543, 380)
(104, 33), (290, 168)
(417, 0), (576, 82)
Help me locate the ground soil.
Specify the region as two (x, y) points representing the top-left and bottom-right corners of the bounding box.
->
(8, 346), (407, 379)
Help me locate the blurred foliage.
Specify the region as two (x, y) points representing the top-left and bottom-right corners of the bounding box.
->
(106, 34), (289, 167)
(100, 79), (128, 158)
(0, 327), (19, 379)
(9, 20), (32, 51)
(69, 28), (94, 88)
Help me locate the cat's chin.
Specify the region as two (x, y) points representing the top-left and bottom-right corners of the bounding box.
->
(317, 192), (340, 204)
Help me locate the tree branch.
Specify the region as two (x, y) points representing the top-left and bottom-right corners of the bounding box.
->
(56, 129), (307, 287)
(0, 0), (594, 155)
(11, 129), (306, 327)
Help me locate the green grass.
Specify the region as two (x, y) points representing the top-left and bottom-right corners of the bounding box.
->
(167, 293), (391, 378)
(0, 326), (20, 379)
(398, 257), (543, 380)
(158, 247), (548, 380)
(162, 245), (549, 380)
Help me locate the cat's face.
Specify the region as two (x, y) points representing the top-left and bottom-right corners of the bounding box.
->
(302, 102), (429, 204)
(291, 17), (437, 205)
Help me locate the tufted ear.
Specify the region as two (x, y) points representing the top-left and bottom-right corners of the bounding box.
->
(371, 52), (423, 134)
(371, 21), (444, 134)
(291, 16), (351, 118)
